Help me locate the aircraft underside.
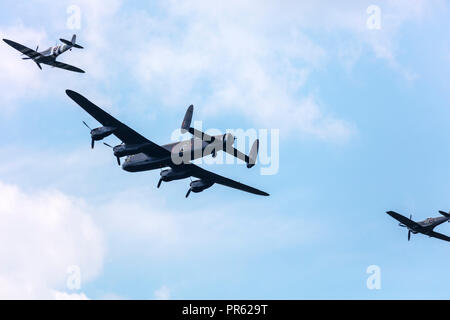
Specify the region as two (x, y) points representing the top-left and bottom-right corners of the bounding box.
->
(122, 155), (170, 172)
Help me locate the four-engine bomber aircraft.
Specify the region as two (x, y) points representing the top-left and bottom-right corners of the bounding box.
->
(3, 34), (84, 73)
(386, 210), (450, 242)
(66, 90), (269, 198)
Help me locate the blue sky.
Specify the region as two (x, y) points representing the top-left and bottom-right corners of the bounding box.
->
(0, 0), (450, 299)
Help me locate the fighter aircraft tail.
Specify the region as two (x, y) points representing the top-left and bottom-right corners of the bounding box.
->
(438, 210), (450, 218)
(60, 34), (84, 49)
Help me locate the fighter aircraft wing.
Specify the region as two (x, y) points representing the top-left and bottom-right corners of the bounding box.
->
(66, 90), (170, 157)
(3, 39), (42, 59)
(428, 231), (450, 242)
(177, 163), (269, 196)
(386, 211), (422, 229)
(49, 61), (85, 73)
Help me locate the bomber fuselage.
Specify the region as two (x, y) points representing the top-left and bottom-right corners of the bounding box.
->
(121, 136), (225, 172)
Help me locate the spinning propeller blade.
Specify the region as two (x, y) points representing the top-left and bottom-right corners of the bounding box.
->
(82, 121), (95, 149)
(82, 121), (92, 130)
(408, 214), (412, 241)
(103, 143), (120, 165)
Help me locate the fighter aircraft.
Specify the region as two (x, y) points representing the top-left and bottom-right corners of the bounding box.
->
(66, 89), (269, 198)
(386, 210), (450, 242)
(3, 34), (84, 73)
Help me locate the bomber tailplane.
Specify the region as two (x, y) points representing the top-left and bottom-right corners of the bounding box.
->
(223, 138), (259, 169)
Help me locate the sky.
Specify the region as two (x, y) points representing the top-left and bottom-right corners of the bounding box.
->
(0, 0), (450, 299)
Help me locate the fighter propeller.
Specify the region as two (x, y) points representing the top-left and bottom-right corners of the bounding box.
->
(408, 214), (412, 241)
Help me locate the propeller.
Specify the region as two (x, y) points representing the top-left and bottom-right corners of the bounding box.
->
(157, 169), (164, 188)
(408, 214), (412, 241)
(36, 45), (39, 51)
(185, 188), (192, 198)
(82, 121), (92, 130)
(103, 142), (121, 165)
(82, 121), (95, 149)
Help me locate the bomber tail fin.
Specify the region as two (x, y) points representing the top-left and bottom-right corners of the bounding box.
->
(247, 139), (259, 169)
(181, 104), (216, 141)
(181, 104), (193, 133)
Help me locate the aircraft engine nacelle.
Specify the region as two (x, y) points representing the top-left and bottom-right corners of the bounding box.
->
(88, 126), (116, 149)
(113, 143), (153, 158)
(222, 133), (235, 147)
(91, 126), (116, 141)
(185, 179), (214, 198)
(157, 168), (191, 188)
(160, 168), (191, 182)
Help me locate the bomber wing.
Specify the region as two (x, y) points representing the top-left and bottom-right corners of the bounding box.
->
(175, 163), (269, 196)
(65, 90), (169, 158)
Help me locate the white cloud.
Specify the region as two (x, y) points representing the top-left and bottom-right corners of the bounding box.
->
(0, 144), (323, 299)
(0, 25), (49, 110)
(0, 0), (123, 112)
(128, 0), (440, 141)
(53, 291), (89, 300)
(69, 0), (122, 80)
(131, 0), (352, 141)
(99, 292), (125, 300)
(0, 181), (104, 299)
(154, 285), (170, 300)
(0, 146), (114, 188)
(97, 188), (319, 259)
(1, 0), (442, 140)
